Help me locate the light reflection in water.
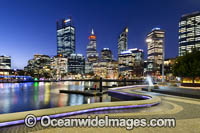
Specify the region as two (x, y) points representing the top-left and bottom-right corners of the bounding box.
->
(44, 83), (50, 105)
(0, 81), (111, 114)
(58, 93), (68, 107)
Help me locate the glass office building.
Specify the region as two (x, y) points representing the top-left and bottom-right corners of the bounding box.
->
(179, 11), (200, 56)
(118, 48), (144, 78)
(101, 48), (113, 62)
(68, 54), (85, 74)
(86, 29), (99, 63)
(146, 28), (165, 76)
(0, 56), (11, 70)
(57, 18), (75, 57)
(118, 27), (128, 55)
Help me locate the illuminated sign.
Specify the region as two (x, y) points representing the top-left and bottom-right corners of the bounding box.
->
(64, 19), (71, 23)
(89, 35), (96, 40)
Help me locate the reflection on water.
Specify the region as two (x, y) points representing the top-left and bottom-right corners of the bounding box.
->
(0, 81), (111, 114)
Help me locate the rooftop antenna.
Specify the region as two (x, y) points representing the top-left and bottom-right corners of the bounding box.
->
(91, 28), (94, 35)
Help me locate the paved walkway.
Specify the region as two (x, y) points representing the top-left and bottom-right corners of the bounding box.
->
(30, 118), (200, 133)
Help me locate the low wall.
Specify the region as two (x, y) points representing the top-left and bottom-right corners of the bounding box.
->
(181, 83), (200, 87)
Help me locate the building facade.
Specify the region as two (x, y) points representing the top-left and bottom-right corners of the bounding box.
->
(51, 56), (68, 80)
(86, 29), (99, 63)
(68, 54), (85, 74)
(118, 48), (144, 79)
(101, 48), (113, 62)
(146, 28), (165, 77)
(93, 61), (118, 79)
(118, 27), (128, 55)
(0, 56), (11, 70)
(57, 18), (75, 57)
(24, 54), (52, 78)
(179, 11), (200, 56)
(85, 61), (93, 74)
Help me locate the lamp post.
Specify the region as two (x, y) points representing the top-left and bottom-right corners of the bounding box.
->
(162, 40), (165, 83)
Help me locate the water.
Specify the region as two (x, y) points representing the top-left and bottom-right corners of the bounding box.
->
(0, 81), (112, 114)
(146, 76), (154, 86)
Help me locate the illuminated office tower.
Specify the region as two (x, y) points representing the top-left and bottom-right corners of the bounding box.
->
(179, 11), (200, 56)
(68, 54), (85, 74)
(57, 18), (75, 57)
(118, 27), (128, 55)
(51, 55), (68, 80)
(101, 48), (113, 62)
(24, 54), (52, 77)
(146, 28), (165, 76)
(86, 29), (99, 63)
(0, 55), (11, 69)
(118, 48), (144, 78)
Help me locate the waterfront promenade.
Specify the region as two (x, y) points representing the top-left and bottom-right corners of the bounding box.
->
(0, 85), (200, 132)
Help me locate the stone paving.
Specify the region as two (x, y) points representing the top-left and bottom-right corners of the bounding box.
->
(30, 118), (200, 133)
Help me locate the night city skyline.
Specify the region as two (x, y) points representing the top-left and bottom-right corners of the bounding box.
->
(1, 1), (200, 132)
(0, 0), (200, 69)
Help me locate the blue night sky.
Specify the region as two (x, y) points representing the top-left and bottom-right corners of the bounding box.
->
(0, 0), (199, 69)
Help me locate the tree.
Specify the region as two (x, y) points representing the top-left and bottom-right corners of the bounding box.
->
(172, 50), (200, 84)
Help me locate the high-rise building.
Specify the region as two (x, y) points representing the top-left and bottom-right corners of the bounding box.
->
(0, 56), (11, 69)
(118, 48), (144, 79)
(68, 54), (85, 74)
(57, 18), (75, 57)
(118, 27), (128, 55)
(101, 48), (113, 62)
(146, 28), (165, 76)
(86, 29), (99, 63)
(179, 11), (200, 56)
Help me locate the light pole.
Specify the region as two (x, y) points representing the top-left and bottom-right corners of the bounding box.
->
(162, 39), (165, 83)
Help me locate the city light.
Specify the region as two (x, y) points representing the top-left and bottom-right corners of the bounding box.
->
(64, 18), (71, 23)
(0, 2), (199, 132)
(146, 38), (152, 43)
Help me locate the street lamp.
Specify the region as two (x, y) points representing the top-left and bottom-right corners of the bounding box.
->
(162, 40), (165, 83)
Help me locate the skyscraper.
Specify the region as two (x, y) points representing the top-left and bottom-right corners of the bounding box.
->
(146, 28), (165, 77)
(179, 11), (200, 56)
(101, 48), (113, 62)
(57, 18), (75, 57)
(118, 27), (128, 55)
(86, 29), (99, 63)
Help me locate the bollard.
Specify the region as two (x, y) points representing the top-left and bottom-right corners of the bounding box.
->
(100, 77), (103, 93)
(124, 78), (126, 86)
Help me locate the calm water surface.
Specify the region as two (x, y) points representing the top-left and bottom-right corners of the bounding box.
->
(0, 81), (112, 114)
